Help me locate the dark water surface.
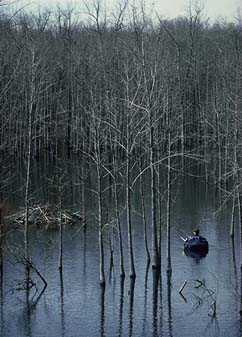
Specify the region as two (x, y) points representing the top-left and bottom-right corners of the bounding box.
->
(0, 176), (241, 337)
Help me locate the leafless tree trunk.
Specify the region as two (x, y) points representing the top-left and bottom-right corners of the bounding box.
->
(139, 160), (150, 264)
(58, 187), (63, 271)
(24, 47), (36, 264)
(81, 157), (87, 232)
(97, 154), (105, 286)
(166, 127), (172, 276)
(113, 156), (125, 278)
(0, 194), (3, 278)
(126, 148), (136, 278)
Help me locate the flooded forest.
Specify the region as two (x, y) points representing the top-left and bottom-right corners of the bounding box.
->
(0, 2), (242, 337)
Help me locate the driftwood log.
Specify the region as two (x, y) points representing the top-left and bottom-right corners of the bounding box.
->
(5, 204), (83, 229)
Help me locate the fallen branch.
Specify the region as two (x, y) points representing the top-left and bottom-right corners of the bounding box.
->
(179, 280), (187, 294)
(194, 279), (204, 288)
(37, 206), (51, 224)
(209, 301), (216, 318)
(23, 258), (47, 288)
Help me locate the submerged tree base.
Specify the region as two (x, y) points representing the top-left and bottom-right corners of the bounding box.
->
(130, 273), (136, 280)
(152, 263), (161, 270)
(152, 256), (161, 270)
(120, 272), (125, 280)
(166, 268), (172, 278)
(100, 280), (106, 288)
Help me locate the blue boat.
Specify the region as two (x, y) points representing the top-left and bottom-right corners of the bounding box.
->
(184, 235), (209, 255)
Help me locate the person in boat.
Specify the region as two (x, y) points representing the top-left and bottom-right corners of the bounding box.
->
(185, 228), (208, 247)
(184, 228), (209, 261)
(186, 229), (201, 242)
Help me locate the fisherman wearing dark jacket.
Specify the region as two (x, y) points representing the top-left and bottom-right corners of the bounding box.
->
(186, 229), (201, 243)
(185, 228), (208, 248)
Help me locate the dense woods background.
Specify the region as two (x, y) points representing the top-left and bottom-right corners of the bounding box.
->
(0, 5), (241, 176)
(0, 2), (242, 283)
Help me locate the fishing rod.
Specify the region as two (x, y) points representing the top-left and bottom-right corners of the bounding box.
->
(173, 222), (188, 242)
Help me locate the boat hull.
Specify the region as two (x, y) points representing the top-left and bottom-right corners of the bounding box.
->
(184, 236), (209, 257)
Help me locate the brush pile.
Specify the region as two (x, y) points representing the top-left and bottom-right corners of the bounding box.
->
(6, 204), (83, 229)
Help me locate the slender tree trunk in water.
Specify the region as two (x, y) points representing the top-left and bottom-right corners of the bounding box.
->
(25, 124), (32, 264)
(141, 35), (159, 268)
(0, 264), (3, 337)
(139, 161), (150, 264)
(158, 163), (163, 261)
(0, 204), (2, 277)
(67, 73), (73, 158)
(230, 193), (236, 238)
(81, 158), (86, 232)
(113, 163), (125, 278)
(108, 230), (114, 282)
(25, 50), (35, 265)
(127, 151), (136, 278)
(98, 163), (105, 286)
(58, 192), (63, 271)
(223, 117), (229, 195)
(113, 113), (125, 278)
(239, 192), (242, 272)
(150, 124), (160, 269)
(237, 189), (242, 310)
(166, 130), (172, 276)
(230, 115), (239, 238)
(215, 112), (222, 200)
(240, 190), (242, 315)
(0, 230), (2, 278)
(116, 199), (125, 278)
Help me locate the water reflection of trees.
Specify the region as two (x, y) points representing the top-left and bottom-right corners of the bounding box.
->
(118, 277), (124, 337)
(142, 263), (150, 336)
(24, 269), (32, 337)
(0, 272), (4, 337)
(99, 286), (105, 337)
(128, 278), (135, 337)
(152, 269), (160, 337)
(167, 274), (173, 337)
(60, 271), (65, 337)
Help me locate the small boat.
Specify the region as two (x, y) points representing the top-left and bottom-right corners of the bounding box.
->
(184, 248), (208, 260)
(184, 235), (209, 255)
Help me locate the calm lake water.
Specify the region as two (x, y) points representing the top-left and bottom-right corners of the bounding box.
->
(0, 170), (241, 337)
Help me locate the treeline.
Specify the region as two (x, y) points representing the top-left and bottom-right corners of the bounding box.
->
(0, 3), (242, 284)
(0, 6), (241, 163)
